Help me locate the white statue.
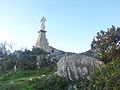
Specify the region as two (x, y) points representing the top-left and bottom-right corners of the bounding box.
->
(40, 16), (46, 30)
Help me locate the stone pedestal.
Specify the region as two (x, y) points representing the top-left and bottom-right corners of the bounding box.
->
(35, 30), (49, 52)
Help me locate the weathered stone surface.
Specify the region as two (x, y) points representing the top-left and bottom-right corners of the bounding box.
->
(35, 30), (49, 52)
(82, 49), (98, 58)
(57, 54), (103, 80)
(48, 46), (74, 60)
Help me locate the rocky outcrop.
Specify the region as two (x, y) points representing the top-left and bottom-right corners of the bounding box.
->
(48, 46), (74, 60)
(82, 49), (98, 58)
(57, 54), (103, 80)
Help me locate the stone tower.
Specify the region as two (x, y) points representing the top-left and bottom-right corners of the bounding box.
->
(35, 16), (49, 52)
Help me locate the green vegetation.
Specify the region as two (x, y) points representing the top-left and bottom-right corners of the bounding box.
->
(0, 60), (120, 90)
(0, 47), (54, 73)
(0, 45), (67, 90)
(89, 60), (120, 89)
(35, 74), (68, 90)
(91, 25), (120, 63)
(74, 60), (120, 90)
(0, 66), (63, 90)
(0, 26), (120, 90)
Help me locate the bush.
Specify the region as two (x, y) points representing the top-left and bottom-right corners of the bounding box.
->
(75, 60), (120, 90)
(0, 56), (16, 73)
(16, 48), (54, 70)
(91, 26), (120, 63)
(35, 75), (68, 90)
(89, 60), (120, 89)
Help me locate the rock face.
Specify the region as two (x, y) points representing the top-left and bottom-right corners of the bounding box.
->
(48, 46), (74, 60)
(82, 49), (98, 58)
(57, 54), (103, 80)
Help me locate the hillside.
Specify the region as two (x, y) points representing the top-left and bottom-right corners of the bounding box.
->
(0, 66), (68, 90)
(0, 60), (120, 90)
(0, 26), (120, 90)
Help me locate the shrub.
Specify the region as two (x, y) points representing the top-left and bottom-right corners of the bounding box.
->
(91, 26), (120, 63)
(89, 60), (120, 89)
(35, 75), (68, 90)
(75, 60), (120, 90)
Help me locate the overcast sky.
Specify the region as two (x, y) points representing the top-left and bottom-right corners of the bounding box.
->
(0, 0), (120, 53)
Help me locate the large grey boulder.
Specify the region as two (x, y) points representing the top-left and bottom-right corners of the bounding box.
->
(57, 54), (103, 80)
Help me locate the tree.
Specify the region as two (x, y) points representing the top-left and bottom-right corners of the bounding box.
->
(91, 25), (120, 63)
(0, 41), (8, 57)
(0, 41), (17, 57)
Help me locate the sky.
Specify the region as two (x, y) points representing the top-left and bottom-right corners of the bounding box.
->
(0, 0), (120, 53)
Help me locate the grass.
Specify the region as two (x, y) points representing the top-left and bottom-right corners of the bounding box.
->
(1, 60), (119, 90)
(0, 66), (57, 90)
